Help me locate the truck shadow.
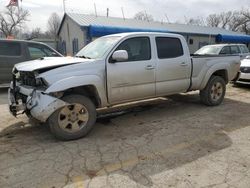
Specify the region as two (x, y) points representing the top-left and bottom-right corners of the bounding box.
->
(0, 92), (250, 187)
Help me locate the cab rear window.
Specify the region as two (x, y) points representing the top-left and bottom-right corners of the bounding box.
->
(0, 42), (21, 56)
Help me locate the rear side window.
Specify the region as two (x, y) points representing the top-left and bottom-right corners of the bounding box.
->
(0, 42), (21, 56)
(156, 37), (183, 59)
(239, 45), (249, 53)
(230, 46), (240, 54)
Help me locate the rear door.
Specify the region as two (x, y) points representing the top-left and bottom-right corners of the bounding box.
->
(107, 36), (156, 104)
(155, 36), (191, 96)
(0, 41), (26, 84)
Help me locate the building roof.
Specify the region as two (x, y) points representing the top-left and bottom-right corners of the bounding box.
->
(62, 13), (245, 37)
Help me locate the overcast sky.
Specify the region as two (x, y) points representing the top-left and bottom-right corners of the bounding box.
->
(0, 0), (250, 32)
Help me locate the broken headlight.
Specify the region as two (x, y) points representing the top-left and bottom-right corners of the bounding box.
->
(35, 77), (48, 87)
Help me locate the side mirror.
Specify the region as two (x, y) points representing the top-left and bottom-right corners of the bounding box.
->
(112, 50), (128, 62)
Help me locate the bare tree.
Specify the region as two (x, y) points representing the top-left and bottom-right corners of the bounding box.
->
(219, 11), (234, 29)
(185, 17), (205, 26)
(47, 13), (61, 40)
(205, 9), (250, 34)
(0, 6), (29, 38)
(134, 11), (154, 22)
(206, 14), (221, 27)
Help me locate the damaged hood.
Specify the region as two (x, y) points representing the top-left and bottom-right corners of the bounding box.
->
(15, 57), (94, 72)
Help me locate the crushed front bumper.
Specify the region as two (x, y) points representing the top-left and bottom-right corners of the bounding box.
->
(8, 82), (68, 122)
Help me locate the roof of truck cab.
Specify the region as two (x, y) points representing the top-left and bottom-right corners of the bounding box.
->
(103, 32), (183, 38)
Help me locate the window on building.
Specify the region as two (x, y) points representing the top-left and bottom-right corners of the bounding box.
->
(72, 38), (79, 55)
(115, 37), (151, 62)
(156, 37), (183, 59)
(0, 42), (21, 56)
(220, 46), (231, 55)
(189, 39), (194, 45)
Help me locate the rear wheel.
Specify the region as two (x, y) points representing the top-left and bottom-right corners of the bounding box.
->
(200, 76), (226, 106)
(48, 94), (96, 140)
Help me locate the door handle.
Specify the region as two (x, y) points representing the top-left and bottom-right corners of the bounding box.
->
(180, 62), (188, 66)
(145, 65), (155, 70)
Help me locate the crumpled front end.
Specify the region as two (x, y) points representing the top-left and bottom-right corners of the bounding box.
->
(8, 72), (68, 122)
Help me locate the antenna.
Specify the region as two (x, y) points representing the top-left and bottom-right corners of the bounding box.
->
(121, 7), (125, 20)
(106, 8), (109, 17)
(144, 10), (149, 22)
(63, 0), (66, 13)
(94, 3), (97, 17)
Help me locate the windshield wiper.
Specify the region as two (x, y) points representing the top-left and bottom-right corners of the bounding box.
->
(75, 55), (92, 59)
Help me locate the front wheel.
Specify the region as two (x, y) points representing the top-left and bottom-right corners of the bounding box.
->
(48, 94), (97, 140)
(200, 76), (226, 106)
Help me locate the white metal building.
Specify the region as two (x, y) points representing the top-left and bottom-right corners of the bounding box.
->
(58, 13), (250, 55)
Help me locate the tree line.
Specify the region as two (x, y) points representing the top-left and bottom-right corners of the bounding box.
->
(0, 6), (60, 40)
(134, 9), (250, 35)
(185, 9), (250, 34)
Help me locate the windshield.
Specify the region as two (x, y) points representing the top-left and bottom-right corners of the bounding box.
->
(76, 36), (121, 59)
(195, 46), (222, 55)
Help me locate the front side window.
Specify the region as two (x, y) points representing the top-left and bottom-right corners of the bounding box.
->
(220, 46), (231, 54)
(115, 37), (151, 62)
(0, 42), (21, 56)
(230, 46), (240, 54)
(156, 37), (183, 59)
(28, 43), (60, 60)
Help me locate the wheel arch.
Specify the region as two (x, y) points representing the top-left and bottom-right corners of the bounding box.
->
(45, 75), (108, 107)
(200, 64), (229, 90)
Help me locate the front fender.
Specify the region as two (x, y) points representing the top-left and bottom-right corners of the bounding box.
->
(200, 63), (230, 90)
(45, 75), (108, 107)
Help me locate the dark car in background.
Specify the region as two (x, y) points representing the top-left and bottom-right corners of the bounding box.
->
(0, 39), (63, 87)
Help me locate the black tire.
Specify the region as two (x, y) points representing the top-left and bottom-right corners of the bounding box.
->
(48, 94), (96, 140)
(200, 76), (226, 106)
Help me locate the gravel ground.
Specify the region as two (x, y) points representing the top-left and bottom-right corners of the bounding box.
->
(0, 84), (250, 188)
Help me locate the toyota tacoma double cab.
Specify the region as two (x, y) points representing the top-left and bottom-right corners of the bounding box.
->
(8, 32), (241, 140)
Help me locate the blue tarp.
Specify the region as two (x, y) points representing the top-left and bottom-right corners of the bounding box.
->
(216, 34), (250, 43)
(88, 25), (169, 37)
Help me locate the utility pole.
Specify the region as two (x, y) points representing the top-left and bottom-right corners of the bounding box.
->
(63, 0), (66, 13)
(94, 3), (97, 17)
(121, 7), (125, 20)
(106, 8), (109, 17)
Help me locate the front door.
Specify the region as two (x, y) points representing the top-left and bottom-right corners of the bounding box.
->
(107, 36), (156, 104)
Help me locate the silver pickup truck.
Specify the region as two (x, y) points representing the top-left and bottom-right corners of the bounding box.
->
(8, 32), (241, 140)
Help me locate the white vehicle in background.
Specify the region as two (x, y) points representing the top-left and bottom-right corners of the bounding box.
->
(195, 44), (250, 59)
(236, 56), (250, 84)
